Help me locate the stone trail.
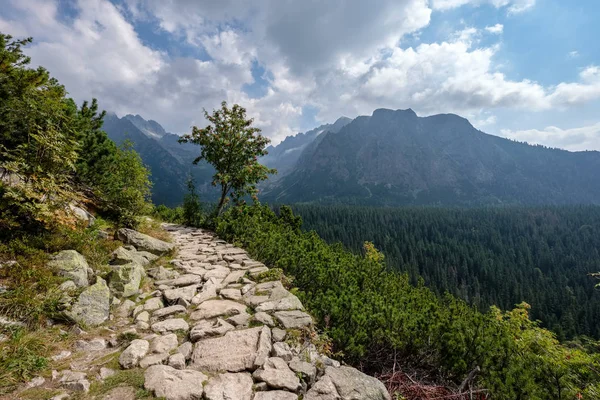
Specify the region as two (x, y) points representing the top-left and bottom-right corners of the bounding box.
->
(19, 223), (390, 400)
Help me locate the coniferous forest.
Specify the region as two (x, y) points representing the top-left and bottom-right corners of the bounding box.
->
(290, 204), (600, 339)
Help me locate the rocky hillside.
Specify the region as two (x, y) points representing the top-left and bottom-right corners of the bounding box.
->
(6, 224), (389, 400)
(263, 108), (600, 205)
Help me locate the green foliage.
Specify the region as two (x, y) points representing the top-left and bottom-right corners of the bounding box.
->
(93, 140), (152, 228)
(179, 101), (275, 216)
(292, 204), (600, 340)
(215, 204), (600, 399)
(0, 328), (49, 395)
(153, 204), (185, 224)
(0, 32), (152, 235)
(0, 34), (80, 233)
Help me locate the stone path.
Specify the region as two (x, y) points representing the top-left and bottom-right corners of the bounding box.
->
(17, 223), (390, 400)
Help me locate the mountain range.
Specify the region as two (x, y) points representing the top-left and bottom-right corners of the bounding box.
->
(102, 109), (600, 207)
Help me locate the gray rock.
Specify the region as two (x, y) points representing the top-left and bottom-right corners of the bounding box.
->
(168, 353), (186, 369)
(111, 246), (154, 267)
(189, 318), (234, 342)
(272, 328), (287, 342)
(99, 367), (116, 380)
(59, 370), (90, 392)
(115, 299), (136, 318)
(139, 352), (169, 368)
(117, 228), (175, 255)
(69, 204), (95, 227)
(305, 375), (339, 400)
(144, 365), (207, 400)
(109, 262), (146, 298)
(74, 338), (106, 351)
(151, 318), (189, 334)
(222, 270), (246, 286)
(163, 284), (198, 303)
(220, 288), (242, 301)
(274, 310), (313, 329)
(252, 357), (300, 391)
(149, 265), (180, 281)
(48, 250), (90, 288)
(289, 357), (317, 383)
(150, 333), (179, 353)
(153, 305), (186, 319)
(144, 297), (164, 312)
(308, 366), (390, 400)
(190, 326), (266, 372)
(157, 274), (203, 287)
(226, 312), (252, 327)
(135, 311), (150, 323)
(254, 312), (275, 326)
(119, 339), (149, 369)
(254, 326), (272, 369)
(204, 372), (253, 400)
(272, 341), (293, 361)
(189, 299), (247, 320)
(65, 277), (110, 326)
(254, 392), (298, 400)
(177, 341), (193, 360)
(191, 283), (218, 305)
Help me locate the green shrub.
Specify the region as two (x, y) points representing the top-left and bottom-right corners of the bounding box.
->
(215, 204), (600, 399)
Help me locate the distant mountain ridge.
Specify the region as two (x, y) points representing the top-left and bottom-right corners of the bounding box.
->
(262, 108), (600, 205)
(103, 109), (600, 207)
(102, 113), (217, 206)
(261, 117), (351, 177)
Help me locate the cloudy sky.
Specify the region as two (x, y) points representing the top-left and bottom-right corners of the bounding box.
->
(1, 0), (599, 150)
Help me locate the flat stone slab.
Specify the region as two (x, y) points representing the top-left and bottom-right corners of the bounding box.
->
(163, 285), (198, 303)
(274, 310), (312, 329)
(117, 228), (175, 255)
(151, 318), (189, 334)
(153, 305), (186, 319)
(254, 392), (298, 400)
(190, 318), (234, 342)
(144, 365), (207, 400)
(204, 372), (253, 400)
(190, 299), (247, 321)
(190, 326), (270, 372)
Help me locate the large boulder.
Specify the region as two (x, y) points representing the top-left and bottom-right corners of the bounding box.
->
(65, 277), (110, 326)
(109, 262), (146, 298)
(48, 250), (90, 288)
(306, 366), (390, 400)
(144, 365), (207, 400)
(111, 246), (158, 267)
(116, 228), (175, 255)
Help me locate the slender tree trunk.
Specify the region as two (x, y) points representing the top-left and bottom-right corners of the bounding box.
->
(215, 184), (228, 216)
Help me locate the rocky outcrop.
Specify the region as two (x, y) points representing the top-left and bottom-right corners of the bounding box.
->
(116, 228), (175, 255)
(144, 365), (207, 400)
(47, 250), (91, 288)
(65, 277), (110, 326)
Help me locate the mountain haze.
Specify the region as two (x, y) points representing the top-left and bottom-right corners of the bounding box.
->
(263, 108), (600, 205)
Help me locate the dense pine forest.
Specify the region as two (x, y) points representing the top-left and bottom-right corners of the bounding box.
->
(290, 204), (600, 339)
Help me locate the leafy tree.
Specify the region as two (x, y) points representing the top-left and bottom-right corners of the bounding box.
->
(94, 141), (152, 228)
(0, 34), (80, 233)
(179, 101), (275, 216)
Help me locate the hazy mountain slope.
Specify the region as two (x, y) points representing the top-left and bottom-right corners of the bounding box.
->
(102, 113), (188, 206)
(262, 117), (351, 177)
(264, 108), (600, 205)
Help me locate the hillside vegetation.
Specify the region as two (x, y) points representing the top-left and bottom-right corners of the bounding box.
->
(291, 204), (600, 340)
